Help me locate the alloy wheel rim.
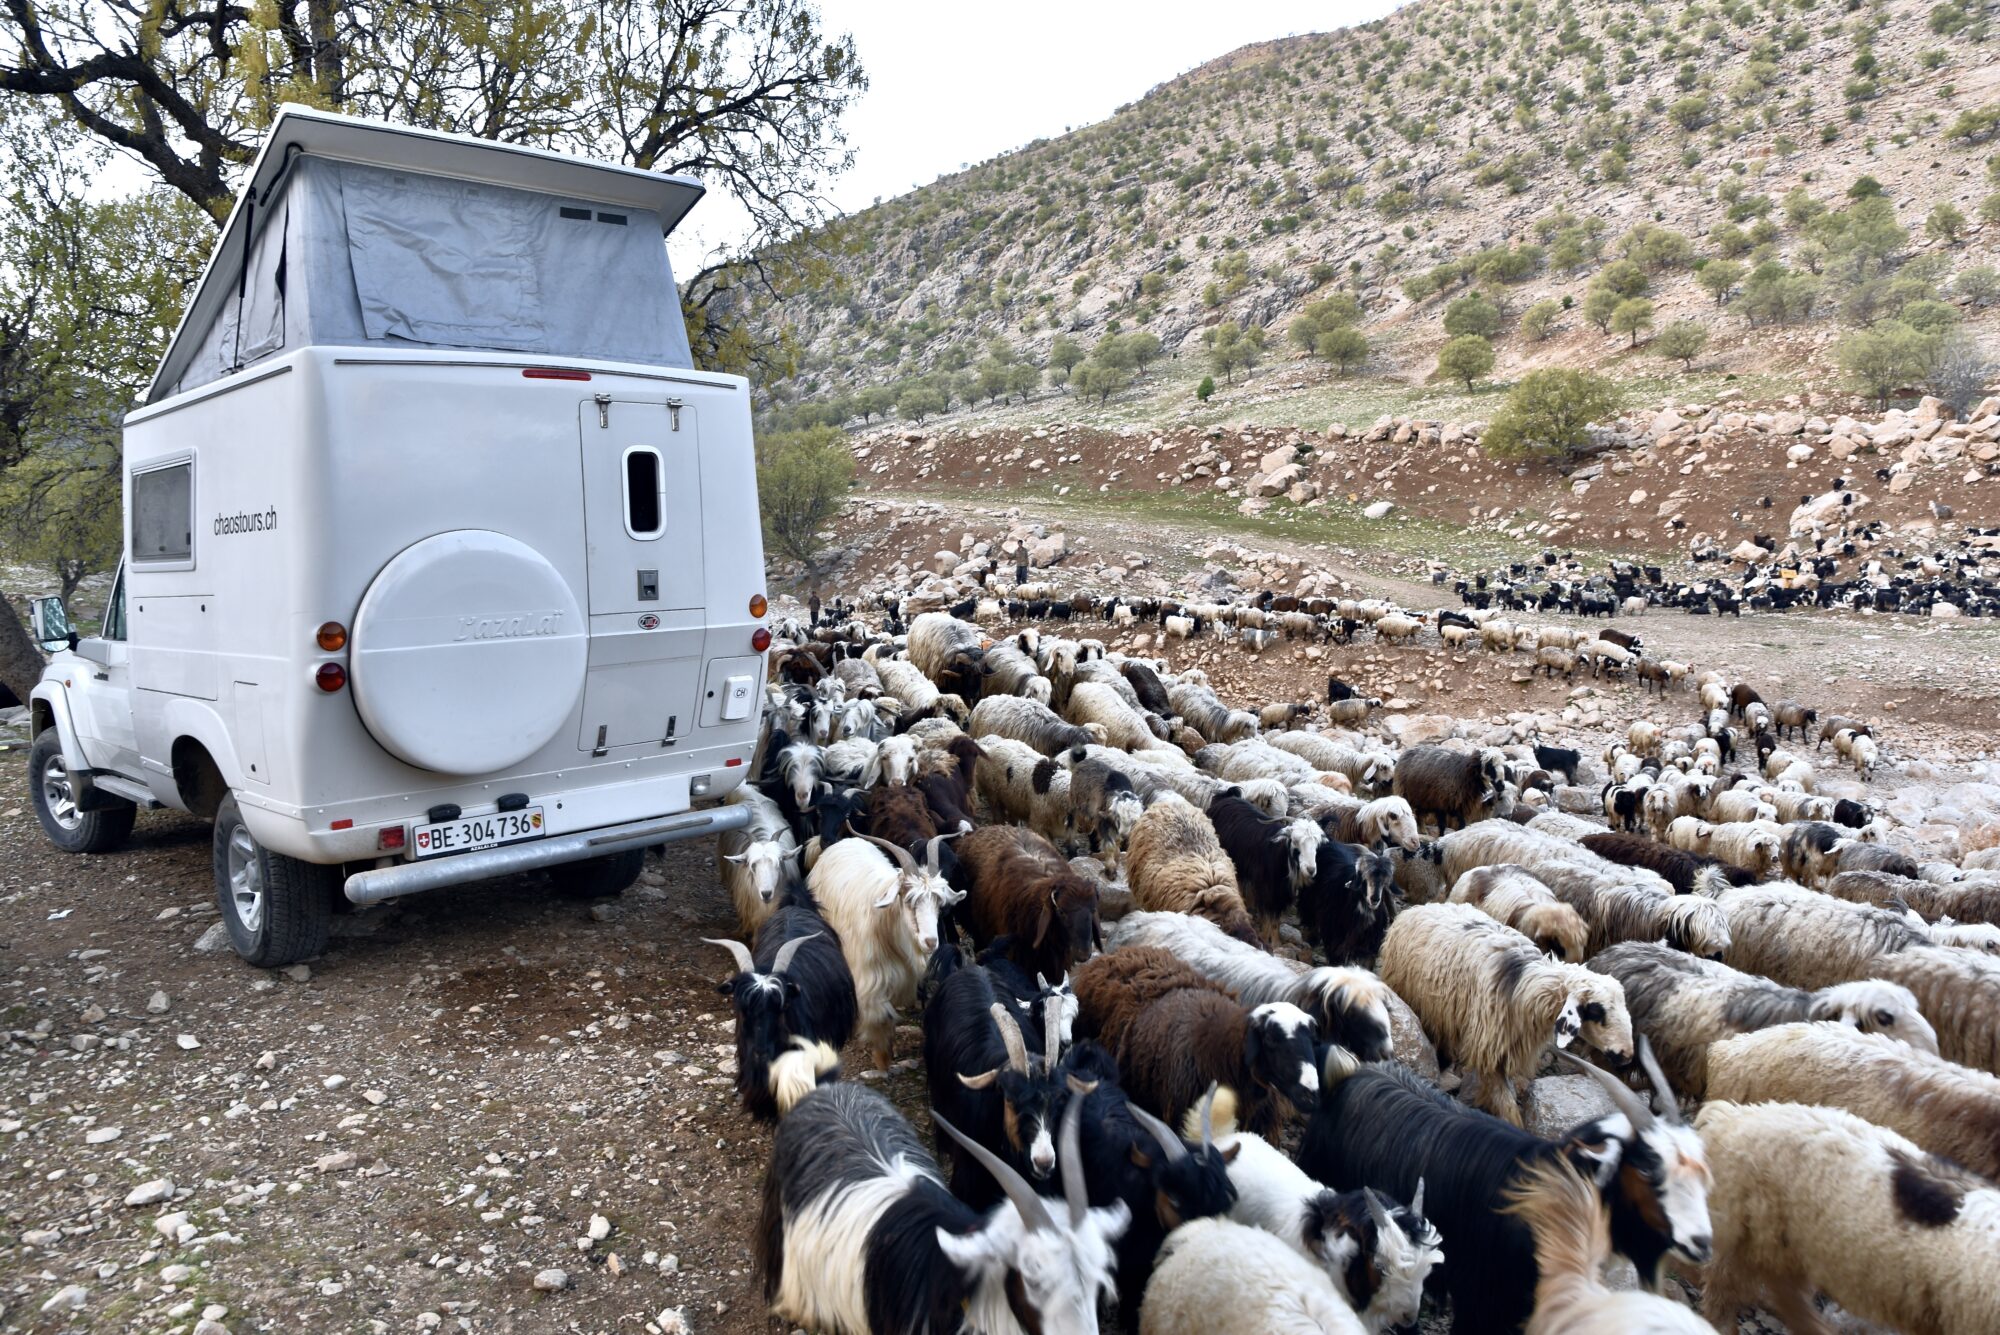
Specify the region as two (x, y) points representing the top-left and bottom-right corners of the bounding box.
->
(41, 753), (81, 830)
(227, 825), (265, 934)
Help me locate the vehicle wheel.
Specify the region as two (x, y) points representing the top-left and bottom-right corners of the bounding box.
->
(549, 849), (645, 898)
(213, 795), (336, 966)
(28, 731), (135, 854)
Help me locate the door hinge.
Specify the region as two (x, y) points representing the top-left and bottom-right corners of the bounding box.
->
(667, 397), (682, 432)
(594, 393), (612, 428)
(592, 723), (609, 757)
(662, 715), (678, 748)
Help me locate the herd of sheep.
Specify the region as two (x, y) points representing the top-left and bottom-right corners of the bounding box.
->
(701, 598), (2000, 1335)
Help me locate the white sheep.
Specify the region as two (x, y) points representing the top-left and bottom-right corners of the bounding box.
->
(1449, 865), (1591, 963)
(1140, 1217), (1367, 1335)
(1379, 903), (1633, 1126)
(1697, 1100), (2000, 1335)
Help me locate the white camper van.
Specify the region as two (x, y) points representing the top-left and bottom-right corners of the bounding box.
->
(24, 107), (768, 966)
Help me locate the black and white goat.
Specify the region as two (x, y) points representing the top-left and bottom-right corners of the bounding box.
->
(706, 884), (856, 1121)
(757, 1084), (1128, 1335)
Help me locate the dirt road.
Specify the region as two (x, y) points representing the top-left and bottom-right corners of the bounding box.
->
(0, 761), (933, 1335)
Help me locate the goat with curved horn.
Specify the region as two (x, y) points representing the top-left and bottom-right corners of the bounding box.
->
(1555, 1047), (1656, 1131)
(703, 937), (756, 976)
(1634, 1035), (1685, 1124)
(1058, 1093), (1090, 1229)
(769, 931), (819, 977)
(934, 1110), (1056, 1234)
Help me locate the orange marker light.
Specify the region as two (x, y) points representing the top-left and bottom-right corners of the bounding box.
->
(749, 594), (768, 618)
(316, 621), (348, 652)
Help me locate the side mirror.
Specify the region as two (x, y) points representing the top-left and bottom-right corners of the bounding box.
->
(28, 597), (77, 654)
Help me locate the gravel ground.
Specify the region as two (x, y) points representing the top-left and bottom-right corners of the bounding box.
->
(0, 758), (956, 1335)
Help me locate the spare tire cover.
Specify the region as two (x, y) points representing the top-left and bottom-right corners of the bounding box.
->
(351, 530), (586, 775)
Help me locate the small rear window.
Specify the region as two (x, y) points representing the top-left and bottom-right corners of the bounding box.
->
(596, 212), (628, 226)
(132, 461), (194, 564)
(624, 448), (662, 538)
(559, 206), (592, 220)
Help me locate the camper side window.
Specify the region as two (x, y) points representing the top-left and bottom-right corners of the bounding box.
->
(131, 460), (195, 567)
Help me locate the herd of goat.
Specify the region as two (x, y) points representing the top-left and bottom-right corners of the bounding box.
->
(701, 601), (2000, 1335)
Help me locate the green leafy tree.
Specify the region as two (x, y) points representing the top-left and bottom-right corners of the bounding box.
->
(1583, 286), (1623, 332)
(1442, 290), (1501, 338)
(1436, 335), (1495, 389)
(1698, 259), (1747, 305)
(1073, 362), (1130, 404)
(1006, 363), (1041, 403)
(1610, 297), (1655, 347)
(1709, 222), (1753, 257)
(1927, 202), (1968, 244)
(1315, 327), (1371, 373)
(1204, 321), (1264, 383)
(1482, 369), (1624, 460)
(756, 425), (854, 576)
(1594, 259), (1650, 298)
(1092, 331), (1138, 372)
(1047, 335), (1084, 389)
(1834, 322), (1934, 408)
(1121, 331), (1163, 376)
(897, 380), (946, 423)
(1653, 320), (1710, 370)
(1521, 299), (1562, 341)
(1955, 266), (2000, 308)
(1196, 375), (1216, 402)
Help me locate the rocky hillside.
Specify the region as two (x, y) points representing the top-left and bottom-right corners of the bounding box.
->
(752, 0), (2000, 420)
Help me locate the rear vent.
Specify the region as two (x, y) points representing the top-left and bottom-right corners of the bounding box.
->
(596, 211), (627, 226)
(559, 206), (592, 221)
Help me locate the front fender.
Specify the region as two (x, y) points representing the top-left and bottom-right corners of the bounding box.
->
(28, 679), (88, 771)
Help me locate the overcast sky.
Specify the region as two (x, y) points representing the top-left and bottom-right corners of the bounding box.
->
(669, 0), (1404, 269)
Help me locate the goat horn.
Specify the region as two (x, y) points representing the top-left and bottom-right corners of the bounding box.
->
(1634, 1035), (1684, 1126)
(923, 833), (954, 875)
(1199, 1082), (1219, 1152)
(853, 829), (919, 875)
(1042, 994), (1064, 1071)
(1364, 1186), (1396, 1237)
(1057, 1089), (1090, 1230)
(1124, 1102), (1188, 1164)
(934, 1110), (1055, 1234)
(702, 937), (755, 977)
(990, 1003), (1030, 1075)
(1554, 1049), (1656, 1133)
(770, 931), (819, 978)
(1410, 1177), (1426, 1219)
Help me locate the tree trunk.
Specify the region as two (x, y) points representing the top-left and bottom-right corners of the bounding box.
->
(0, 592), (48, 710)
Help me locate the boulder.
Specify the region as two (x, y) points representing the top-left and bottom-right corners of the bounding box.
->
(1770, 411), (1807, 435)
(1385, 992), (1441, 1083)
(1026, 532), (1070, 567)
(1527, 1074), (1617, 1140)
(1362, 500), (1395, 519)
(1286, 479), (1322, 504)
(1914, 395), (1951, 424)
(1253, 463), (1304, 497)
(1259, 445), (1296, 475)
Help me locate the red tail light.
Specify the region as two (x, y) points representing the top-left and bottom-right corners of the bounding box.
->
(378, 826), (407, 851)
(751, 628), (772, 652)
(315, 663), (347, 692)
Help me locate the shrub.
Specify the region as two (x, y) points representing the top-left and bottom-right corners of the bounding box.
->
(1945, 105), (2000, 144)
(1442, 289), (1501, 338)
(1316, 327), (1371, 373)
(1653, 319), (1709, 369)
(1594, 258), (1650, 298)
(1521, 298), (1563, 341)
(1196, 375), (1216, 402)
(1436, 334), (1496, 388)
(1482, 369), (1624, 460)
(1610, 297), (1655, 346)
(1834, 321), (1934, 408)
(1955, 266), (2000, 307)
(1583, 285), (1623, 332)
(758, 426), (855, 574)
(1699, 258), (1747, 304)
(1709, 222), (1753, 257)
(1926, 202), (1968, 244)
(1927, 333), (1997, 416)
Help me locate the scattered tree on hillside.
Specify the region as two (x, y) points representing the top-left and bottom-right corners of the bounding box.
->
(897, 380), (945, 423)
(757, 426), (854, 577)
(1436, 334), (1496, 389)
(1316, 327), (1371, 373)
(1583, 286), (1623, 333)
(1204, 321), (1265, 383)
(1073, 362), (1130, 404)
(1123, 331), (1164, 375)
(1481, 369), (1623, 461)
(1521, 299), (1562, 341)
(1834, 322), (1934, 409)
(1698, 259), (1747, 305)
(1048, 336), (1084, 388)
(1653, 320), (1709, 370)
(1610, 298), (1655, 347)
(1926, 334), (1997, 417)
(1442, 290), (1501, 338)
(1927, 202), (1968, 244)
(1955, 267), (2000, 308)
(1196, 375), (1216, 402)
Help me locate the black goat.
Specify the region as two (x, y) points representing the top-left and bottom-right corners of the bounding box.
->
(706, 884), (856, 1121)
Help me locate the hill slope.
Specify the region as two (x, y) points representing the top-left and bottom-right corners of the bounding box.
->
(752, 0), (2000, 421)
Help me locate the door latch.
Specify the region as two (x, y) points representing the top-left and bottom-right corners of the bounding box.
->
(667, 397), (682, 432)
(594, 393), (612, 428)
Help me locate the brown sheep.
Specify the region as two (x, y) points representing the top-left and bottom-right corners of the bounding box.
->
(951, 825), (1101, 985)
(1126, 793), (1263, 946)
(861, 784), (942, 854)
(1115, 986), (1322, 1139)
(1072, 946), (1228, 1053)
(1392, 747), (1508, 834)
(1578, 830), (1752, 896)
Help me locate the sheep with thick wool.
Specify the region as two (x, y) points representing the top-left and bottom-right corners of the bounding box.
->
(1197, 739), (1323, 787)
(1828, 869), (2000, 928)
(1139, 1217), (1368, 1335)
(873, 657), (966, 724)
(1448, 865), (1591, 963)
(1864, 945), (2000, 1077)
(968, 693), (1105, 757)
(1706, 1023), (2000, 1181)
(1105, 910), (1397, 1066)
(1126, 792), (1263, 946)
(1697, 1100), (2000, 1335)
(1168, 681), (1260, 744)
(1711, 881), (1926, 991)
(1064, 680), (1180, 760)
(972, 734), (1050, 825)
(1266, 731), (1394, 794)
(1379, 903), (1634, 1126)
(1589, 940), (1936, 1097)
(905, 610), (984, 680)
(1701, 818), (1785, 880)
(1312, 795), (1423, 853)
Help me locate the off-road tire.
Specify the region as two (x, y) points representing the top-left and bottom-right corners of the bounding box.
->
(213, 794), (336, 966)
(549, 848), (645, 898)
(28, 730), (135, 854)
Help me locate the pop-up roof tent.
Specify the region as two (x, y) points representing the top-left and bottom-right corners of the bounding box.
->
(147, 105), (706, 404)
